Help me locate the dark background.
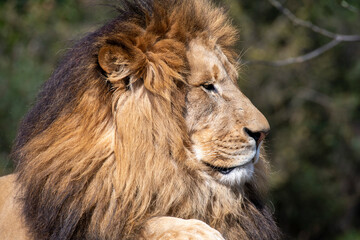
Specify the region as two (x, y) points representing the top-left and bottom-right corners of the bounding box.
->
(1, 0), (359, 239)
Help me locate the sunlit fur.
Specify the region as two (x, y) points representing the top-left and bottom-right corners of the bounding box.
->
(10, 0), (281, 239)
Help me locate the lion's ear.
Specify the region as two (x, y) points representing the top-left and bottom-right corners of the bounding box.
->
(98, 45), (123, 74)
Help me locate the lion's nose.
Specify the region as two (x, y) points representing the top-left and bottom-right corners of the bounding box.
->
(244, 127), (269, 147)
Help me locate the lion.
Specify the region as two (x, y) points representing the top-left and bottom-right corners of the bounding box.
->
(0, 0), (281, 239)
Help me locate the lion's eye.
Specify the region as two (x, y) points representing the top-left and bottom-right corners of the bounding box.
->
(201, 83), (217, 92)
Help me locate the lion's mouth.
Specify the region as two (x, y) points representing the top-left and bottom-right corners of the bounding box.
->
(200, 146), (261, 175)
(204, 161), (253, 175)
(204, 162), (237, 174)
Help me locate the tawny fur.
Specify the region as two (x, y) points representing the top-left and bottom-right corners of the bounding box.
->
(1, 0), (281, 239)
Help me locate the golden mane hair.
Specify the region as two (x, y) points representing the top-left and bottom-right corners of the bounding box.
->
(12, 0), (281, 239)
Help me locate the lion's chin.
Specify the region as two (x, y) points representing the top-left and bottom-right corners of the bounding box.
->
(204, 159), (255, 185)
(218, 163), (255, 185)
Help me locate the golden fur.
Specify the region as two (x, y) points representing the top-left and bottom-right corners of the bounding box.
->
(0, 0), (281, 239)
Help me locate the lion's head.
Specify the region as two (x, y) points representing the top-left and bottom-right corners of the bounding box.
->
(185, 39), (270, 185)
(13, 0), (280, 239)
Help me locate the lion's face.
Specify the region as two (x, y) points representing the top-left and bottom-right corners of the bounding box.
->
(185, 39), (270, 185)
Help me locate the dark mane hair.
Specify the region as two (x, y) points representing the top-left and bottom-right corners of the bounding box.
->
(13, 0), (281, 239)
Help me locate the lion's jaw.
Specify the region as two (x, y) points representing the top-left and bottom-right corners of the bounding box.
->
(185, 39), (270, 186)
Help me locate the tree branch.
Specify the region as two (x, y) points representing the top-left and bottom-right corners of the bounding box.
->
(340, 0), (359, 14)
(267, 0), (360, 41)
(243, 39), (341, 67)
(242, 0), (360, 67)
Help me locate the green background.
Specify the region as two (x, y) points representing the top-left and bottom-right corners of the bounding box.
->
(1, 0), (359, 239)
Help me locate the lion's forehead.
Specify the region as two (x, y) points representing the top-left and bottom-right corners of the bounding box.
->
(186, 39), (237, 86)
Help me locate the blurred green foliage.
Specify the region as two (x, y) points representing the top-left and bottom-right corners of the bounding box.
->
(0, 0), (111, 174)
(0, 0), (359, 239)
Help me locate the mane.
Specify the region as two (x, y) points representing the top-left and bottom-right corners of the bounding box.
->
(13, 0), (281, 239)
